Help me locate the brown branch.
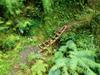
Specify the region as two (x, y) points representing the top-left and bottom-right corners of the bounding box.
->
(38, 25), (68, 50)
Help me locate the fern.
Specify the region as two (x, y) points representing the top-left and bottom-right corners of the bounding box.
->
(15, 18), (39, 35)
(16, 18), (31, 34)
(49, 40), (100, 75)
(0, 0), (23, 16)
(0, 34), (20, 51)
(31, 60), (48, 75)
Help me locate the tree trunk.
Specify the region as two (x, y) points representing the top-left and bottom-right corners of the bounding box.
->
(42, 0), (52, 14)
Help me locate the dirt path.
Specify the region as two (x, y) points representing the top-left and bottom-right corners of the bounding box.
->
(10, 46), (41, 75)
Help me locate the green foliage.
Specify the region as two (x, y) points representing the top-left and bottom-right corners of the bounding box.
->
(15, 18), (32, 35)
(95, 0), (100, 11)
(0, 52), (11, 75)
(49, 68), (61, 75)
(0, 0), (23, 16)
(49, 38), (100, 75)
(0, 0), (99, 75)
(31, 60), (48, 75)
(42, 0), (52, 14)
(0, 34), (20, 51)
(27, 52), (42, 62)
(53, 0), (87, 8)
(23, 5), (43, 20)
(90, 14), (100, 63)
(0, 18), (40, 36)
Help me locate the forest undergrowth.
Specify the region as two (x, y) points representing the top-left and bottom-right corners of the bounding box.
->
(0, 0), (100, 75)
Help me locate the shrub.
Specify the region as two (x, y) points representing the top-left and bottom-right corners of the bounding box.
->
(0, 34), (20, 51)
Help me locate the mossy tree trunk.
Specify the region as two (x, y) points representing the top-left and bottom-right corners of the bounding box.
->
(42, 0), (52, 14)
(41, 0), (53, 37)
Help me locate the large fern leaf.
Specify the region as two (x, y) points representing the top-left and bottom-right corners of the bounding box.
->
(49, 40), (100, 75)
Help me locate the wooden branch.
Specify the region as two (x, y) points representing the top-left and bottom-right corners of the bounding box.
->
(38, 25), (68, 50)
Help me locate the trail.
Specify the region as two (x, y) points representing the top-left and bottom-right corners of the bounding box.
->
(10, 46), (41, 75)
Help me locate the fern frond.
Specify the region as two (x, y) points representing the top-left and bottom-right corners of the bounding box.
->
(31, 60), (48, 75)
(84, 68), (97, 75)
(69, 56), (78, 70)
(75, 50), (96, 57)
(66, 40), (77, 51)
(0, 0), (23, 15)
(49, 40), (100, 75)
(81, 57), (100, 69)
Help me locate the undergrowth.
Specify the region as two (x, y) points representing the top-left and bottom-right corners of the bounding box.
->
(49, 33), (100, 75)
(0, 0), (100, 75)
